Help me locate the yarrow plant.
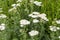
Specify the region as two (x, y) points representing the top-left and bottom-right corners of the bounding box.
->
(0, 0), (60, 40)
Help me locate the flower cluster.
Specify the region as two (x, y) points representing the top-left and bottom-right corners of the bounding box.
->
(30, 0), (42, 6)
(33, 1), (42, 6)
(0, 23), (5, 31)
(19, 11), (49, 36)
(20, 19), (30, 27)
(29, 12), (49, 21)
(49, 26), (60, 32)
(29, 30), (39, 36)
(56, 20), (60, 24)
(0, 14), (7, 18)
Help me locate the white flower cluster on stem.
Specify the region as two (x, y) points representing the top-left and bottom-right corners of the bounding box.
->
(28, 12), (49, 21)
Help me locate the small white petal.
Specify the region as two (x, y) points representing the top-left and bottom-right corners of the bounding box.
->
(20, 25), (24, 27)
(33, 19), (39, 23)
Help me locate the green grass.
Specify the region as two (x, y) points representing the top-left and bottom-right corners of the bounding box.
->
(0, 0), (60, 40)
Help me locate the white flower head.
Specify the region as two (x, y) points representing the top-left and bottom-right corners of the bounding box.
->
(0, 14), (7, 18)
(58, 36), (60, 38)
(34, 1), (42, 6)
(49, 26), (57, 32)
(1, 23), (5, 26)
(29, 30), (39, 36)
(56, 20), (60, 24)
(28, 12), (40, 18)
(0, 23), (5, 30)
(38, 13), (49, 21)
(20, 19), (30, 27)
(33, 19), (39, 23)
(38, 13), (46, 18)
(41, 17), (49, 21)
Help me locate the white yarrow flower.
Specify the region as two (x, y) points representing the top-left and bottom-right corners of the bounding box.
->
(29, 30), (39, 36)
(58, 36), (60, 38)
(34, 1), (42, 6)
(0, 14), (7, 18)
(28, 12), (49, 21)
(38, 13), (49, 21)
(56, 20), (60, 24)
(0, 23), (5, 30)
(41, 16), (49, 21)
(49, 26), (57, 32)
(33, 19), (39, 23)
(28, 12), (40, 18)
(20, 19), (30, 27)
